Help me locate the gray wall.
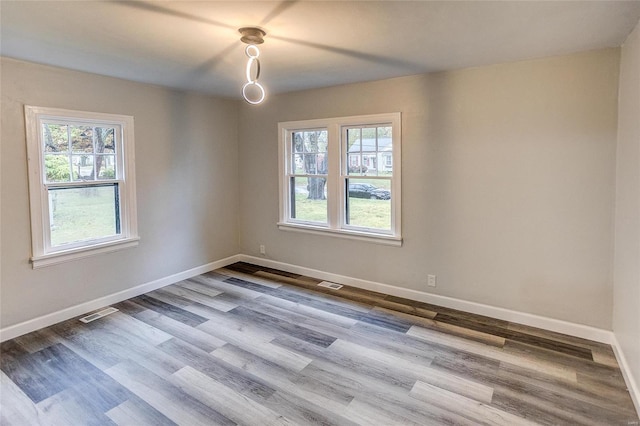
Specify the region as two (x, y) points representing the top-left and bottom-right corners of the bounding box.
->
(238, 48), (620, 329)
(0, 47), (626, 333)
(614, 20), (640, 397)
(0, 57), (240, 327)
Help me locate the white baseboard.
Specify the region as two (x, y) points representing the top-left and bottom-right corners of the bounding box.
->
(239, 255), (613, 344)
(611, 334), (640, 416)
(0, 254), (241, 342)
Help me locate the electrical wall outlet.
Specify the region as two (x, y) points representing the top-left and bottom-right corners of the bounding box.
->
(427, 274), (437, 287)
(259, 244), (266, 255)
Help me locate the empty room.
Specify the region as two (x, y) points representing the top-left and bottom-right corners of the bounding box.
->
(1, 1), (640, 424)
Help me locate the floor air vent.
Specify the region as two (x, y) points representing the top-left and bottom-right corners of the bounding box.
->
(318, 281), (343, 290)
(80, 307), (119, 323)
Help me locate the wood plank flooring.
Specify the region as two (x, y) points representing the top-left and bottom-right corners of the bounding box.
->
(1, 262), (638, 425)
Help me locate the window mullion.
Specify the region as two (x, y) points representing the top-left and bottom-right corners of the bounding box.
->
(116, 126), (124, 180)
(326, 123), (340, 230)
(42, 186), (53, 253)
(67, 125), (73, 181)
(278, 126), (289, 223)
(44, 180), (119, 190)
(391, 116), (401, 237)
(340, 124), (350, 230)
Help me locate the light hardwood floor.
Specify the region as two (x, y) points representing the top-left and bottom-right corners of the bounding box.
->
(1, 262), (638, 425)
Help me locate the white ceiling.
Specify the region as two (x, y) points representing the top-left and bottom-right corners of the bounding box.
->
(2, 1), (640, 99)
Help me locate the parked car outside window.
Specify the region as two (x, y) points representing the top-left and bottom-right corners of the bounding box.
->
(348, 183), (391, 200)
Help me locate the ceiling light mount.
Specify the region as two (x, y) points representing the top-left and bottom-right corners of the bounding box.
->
(239, 27), (266, 45)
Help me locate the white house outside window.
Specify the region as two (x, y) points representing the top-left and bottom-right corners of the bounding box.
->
(278, 113), (401, 245)
(25, 106), (139, 268)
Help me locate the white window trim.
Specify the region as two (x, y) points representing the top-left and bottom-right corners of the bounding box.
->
(25, 106), (139, 268)
(278, 113), (402, 246)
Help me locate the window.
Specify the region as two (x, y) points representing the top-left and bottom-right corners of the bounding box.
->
(25, 106), (139, 268)
(278, 113), (401, 245)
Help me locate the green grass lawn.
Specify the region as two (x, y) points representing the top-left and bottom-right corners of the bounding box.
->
(293, 194), (391, 230)
(50, 186), (118, 246)
(347, 197), (391, 229)
(292, 196), (328, 223)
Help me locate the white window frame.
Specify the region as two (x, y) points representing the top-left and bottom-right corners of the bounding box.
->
(278, 113), (401, 246)
(25, 106), (139, 268)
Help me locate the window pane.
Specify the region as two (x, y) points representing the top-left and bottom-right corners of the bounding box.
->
(362, 131), (376, 152)
(290, 176), (327, 224)
(316, 135), (327, 153)
(49, 184), (120, 247)
(304, 131), (326, 153)
(72, 154), (95, 180)
(96, 155), (116, 180)
(302, 153), (327, 175)
(383, 153), (393, 172)
(346, 128), (364, 175)
(44, 154), (72, 183)
(293, 133), (304, 153)
(345, 178), (391, 230)
(362, 127), (377, 141)
(378, 126), (392, 139)
(293, 130), (327, 154)
(71, 125), (94, 153)
(43, 124), (69, 153)
(95, 127), (115, 153)
(378, 127), (393, 176)
(347, 128), (361, 150)
(293, 153), (305, 174)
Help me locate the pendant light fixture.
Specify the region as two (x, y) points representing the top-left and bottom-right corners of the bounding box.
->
(239, 27), (266, 105)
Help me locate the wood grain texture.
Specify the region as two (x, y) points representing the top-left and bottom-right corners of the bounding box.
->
(1, 370), (42, 425)
(1, 261), (638, 425)
(105, 397), (177, 426)
(105, 360), (235, 425)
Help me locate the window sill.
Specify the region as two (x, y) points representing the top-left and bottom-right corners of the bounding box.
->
(277, 223), (402, 247)
(31, 237), (140, 269)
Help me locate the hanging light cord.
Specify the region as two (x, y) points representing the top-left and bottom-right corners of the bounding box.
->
(242, 44), (265, 104)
